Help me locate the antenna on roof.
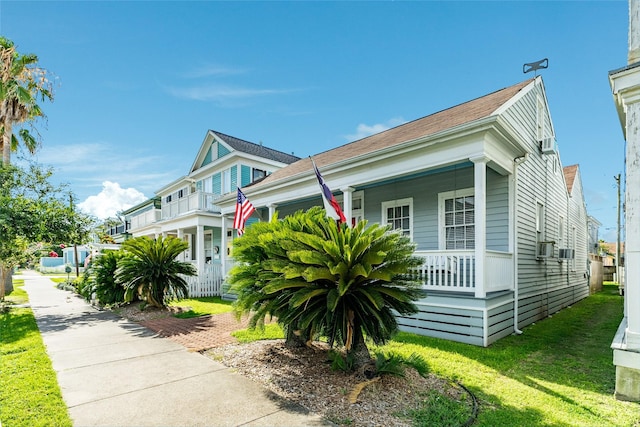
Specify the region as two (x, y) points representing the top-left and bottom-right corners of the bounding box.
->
(523, 58), (548, 75)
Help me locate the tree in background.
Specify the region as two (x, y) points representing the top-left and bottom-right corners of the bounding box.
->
(0, 163), (94, 297)
(229, 207), (426, 367)
(115, 236), (196, 308)
(0, 37), (54, 166)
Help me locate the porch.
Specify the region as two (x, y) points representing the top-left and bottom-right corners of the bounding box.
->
(183, 249), (514, 299)
(413, 249), (514, 297)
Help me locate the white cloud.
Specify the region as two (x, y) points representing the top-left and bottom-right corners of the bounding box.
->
(182, 64), (246, 79)
(345, 117), (406, 141)
(165, 84), (290, 102)
(78, 181), (147, 220)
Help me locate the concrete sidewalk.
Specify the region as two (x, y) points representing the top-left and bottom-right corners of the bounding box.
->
(20, 271), (330, 427)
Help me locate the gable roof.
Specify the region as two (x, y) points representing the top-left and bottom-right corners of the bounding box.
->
(563, 164), (578, 194)
(250, 78), (534, 189)
(213, 130), (300, 164)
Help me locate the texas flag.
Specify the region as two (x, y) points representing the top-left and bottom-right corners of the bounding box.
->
(310, 157), (347, 224)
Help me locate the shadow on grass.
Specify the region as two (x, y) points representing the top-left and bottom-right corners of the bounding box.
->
(0, 309), (37, 347)
(387, 285), (638, 425)
(395, 285), (623, 395)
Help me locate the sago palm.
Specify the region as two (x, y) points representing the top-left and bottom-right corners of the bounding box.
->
(115, 236), (196, 308)
(229, 206), (426, 365)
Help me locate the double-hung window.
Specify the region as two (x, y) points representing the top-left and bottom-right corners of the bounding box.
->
(439, 188), (475, 250)
(382, 198), (413, 239)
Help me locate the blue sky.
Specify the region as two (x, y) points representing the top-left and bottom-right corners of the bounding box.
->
(0, 1), (629, 241)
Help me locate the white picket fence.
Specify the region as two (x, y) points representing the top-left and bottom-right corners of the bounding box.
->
(182, 264), (224, 297)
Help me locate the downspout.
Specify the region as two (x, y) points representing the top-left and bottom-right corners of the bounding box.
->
(513, 154), (528, 334)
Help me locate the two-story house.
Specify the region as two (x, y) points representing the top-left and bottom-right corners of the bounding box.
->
(123, 130), (299, 296)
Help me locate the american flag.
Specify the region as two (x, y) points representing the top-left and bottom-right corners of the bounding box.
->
(233, 188), (255, 236)
(311, 157), (346, 224)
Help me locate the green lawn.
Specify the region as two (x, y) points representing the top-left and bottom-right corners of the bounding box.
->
(378, 283), (639, 426)
(0, 282), (72, 427)
(233, 283), (639, 426)
(169, 296), (234, 318)
(3, 279), (28, 305)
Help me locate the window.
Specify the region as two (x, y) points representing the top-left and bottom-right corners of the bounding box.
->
(536, 202), (545, 243)
(558, 215), (564, 248)
(351, 194), (364, 226)
(222, 168), (232, 194)
(439, 189), (475, 250)
(571, 226), (577, 271)
(382, 198), (413, 239)
(165, 195), (172, 203)
(253, 168), (266, 182)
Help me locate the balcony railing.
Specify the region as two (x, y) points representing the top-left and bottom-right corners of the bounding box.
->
(129, 209), (161, 230)
(161, 191), (221, 220)
(412, 250), (513, 295)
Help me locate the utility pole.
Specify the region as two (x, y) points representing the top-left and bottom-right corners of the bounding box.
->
(616, 174), (622, 285)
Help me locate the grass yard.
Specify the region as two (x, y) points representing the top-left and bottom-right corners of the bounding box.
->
(233, 284), (639, 426)
(379, 283), (639, 426)
(0, 281), (72, 427)
(169, 296), (234, 318)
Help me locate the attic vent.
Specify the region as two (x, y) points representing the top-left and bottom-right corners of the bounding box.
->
(540, 137), (556, 154)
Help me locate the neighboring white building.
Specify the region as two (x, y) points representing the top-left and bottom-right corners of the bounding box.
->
(123, 130), (299, 297)
(608, 0), (640, 402)
(217, 76), (591, 347)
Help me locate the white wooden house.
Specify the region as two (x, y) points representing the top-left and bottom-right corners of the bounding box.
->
(216, 76), (591, 347)
(122, 130), (299, 297)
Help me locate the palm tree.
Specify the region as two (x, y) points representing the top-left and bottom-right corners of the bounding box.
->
(0, 37), (54, 166)
(115, 236), (196, 308)
(229, 207), (426, 366)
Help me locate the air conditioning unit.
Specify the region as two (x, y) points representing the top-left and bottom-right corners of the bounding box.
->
(537, 241), (555, 258)
(558, 248), (575, 260)
(540, 137), (556, 154)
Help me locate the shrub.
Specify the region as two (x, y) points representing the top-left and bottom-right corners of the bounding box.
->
(116, 236), (196, 308)
(229, 206), (426, 366)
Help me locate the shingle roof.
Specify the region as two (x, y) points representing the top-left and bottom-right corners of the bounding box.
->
(213, 131), (300, 164)
(251, 79), (534, 188)
(563, 164), (578, 194)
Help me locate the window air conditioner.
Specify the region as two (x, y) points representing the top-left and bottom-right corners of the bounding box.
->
(537, 241), (554, 258)
(540, 137), (556, 154)
(558, 248), (575, 260)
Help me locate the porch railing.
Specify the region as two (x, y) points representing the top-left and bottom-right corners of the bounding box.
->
(161, 191), (221, 220)
(181, 264), (223, 297)
(412, 250), (513, 294)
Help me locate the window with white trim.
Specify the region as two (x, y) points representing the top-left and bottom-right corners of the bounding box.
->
(222, 168), (232, 194)
(571, 226), (577, 271)
(558, 215), (564, 248)
(382, 198), (413, 239)
(439, 188), (475, 250)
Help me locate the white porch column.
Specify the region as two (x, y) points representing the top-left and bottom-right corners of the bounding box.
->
(268, 204), (278, 221)
(626, 100), (640, 350)
(341, 187), (355, 227)
(609, 1), (640, 401)
(177, 228), (184, 262)
(196, 225), (205, 294)
(221, 215), (228, 276)
(471, 155), (488, 298)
